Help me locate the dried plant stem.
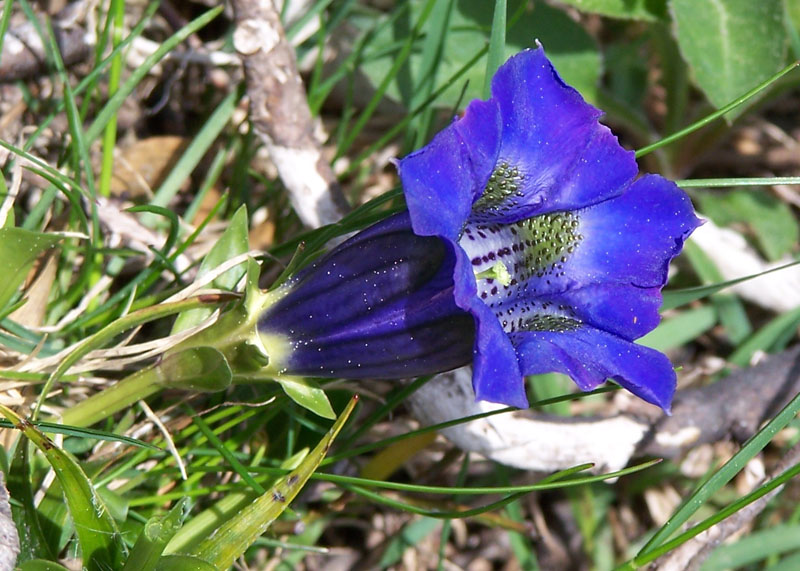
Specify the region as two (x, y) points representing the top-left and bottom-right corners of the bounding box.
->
(231, 0), (349, 228)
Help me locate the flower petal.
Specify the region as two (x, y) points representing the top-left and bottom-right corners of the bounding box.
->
(566, 174), (703, 288)
(397, 98), (501, 240)
(541, 283), (663, 341)
(471, 48), (638, 223)
(514, 326), (677, 410)
(451, 249), (528, 408)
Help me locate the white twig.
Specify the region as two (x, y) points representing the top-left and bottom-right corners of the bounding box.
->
(231, 0), (349, 228)
(690, 219), (800, 312)
(406, 367), (649, 474)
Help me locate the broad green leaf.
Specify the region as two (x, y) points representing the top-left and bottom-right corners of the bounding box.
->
(0, 227), (61, 312)
(172, 205), (249, 333)
(670, 0), (788, 111)
(187, 396), (358, 569)
(359, 0), (600, 109)
(558, 0), (667, 21)
(277, 377), (336, 420)
(0, 406), (125, 570)
(696, 188), (799, 262)
(786, 0), (800, 36)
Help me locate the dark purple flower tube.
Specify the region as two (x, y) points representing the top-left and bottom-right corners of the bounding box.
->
(257, 212), (475, 379)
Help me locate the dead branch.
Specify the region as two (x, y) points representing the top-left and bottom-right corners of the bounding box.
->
(651, 441), (800, 571)
(0, 2), (93, 82)
(408, 346), (800, 473)
(231, 0), (349, 228)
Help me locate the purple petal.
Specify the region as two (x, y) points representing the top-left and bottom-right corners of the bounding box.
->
(397, 97), (501, 240)
(471, 48), (638, 223)
(566, 174), (703, 288)
(542, 283), (663, 341)
(450, 248), (528, 408)
(513, 326), (677, 410)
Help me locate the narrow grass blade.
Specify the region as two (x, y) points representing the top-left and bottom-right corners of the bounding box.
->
(631, 389), (800, 564)
(187, 396), (358, 569)
(661, 258), (800, 310)
(0, 406), (125, 570)
(0, 419), (160, 450)
(483, 0), (507, 98)
(636, 61), (799, 158)
(85, 6), (224, 144)
(145, 88), (240, 225)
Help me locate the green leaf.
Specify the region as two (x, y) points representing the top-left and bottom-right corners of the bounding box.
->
(122, 499), (188, 571)
(670, 0), (788, 111)
(701, 524), (800, 570)
(0, 227), (61, 312)
(638, 305), (717, 352)
(696, 188), (799, 262)
(155, 555), (217, 571)
(277, 377), (336, 420)
(0, 406), (126, 570)
(18, 561), (72, 571)
(172, 205), (250, 334)
(187, 396), (358, 569)
(8, 440), (57, 563)
(0, 419), (161, 450)
(359, 0), (600, 109)
(557, 0), (667, 21)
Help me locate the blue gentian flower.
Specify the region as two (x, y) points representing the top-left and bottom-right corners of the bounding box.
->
(258, 47), (700, 412)
(396, 48), (701, 410)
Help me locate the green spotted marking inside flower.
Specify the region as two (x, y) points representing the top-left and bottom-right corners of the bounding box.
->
(512, 211), (582, 280)
(473, 161), (525, 215)
(523, 313), (582, 333)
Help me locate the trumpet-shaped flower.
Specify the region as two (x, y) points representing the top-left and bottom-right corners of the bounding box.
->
(258, 47), (700, 412)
